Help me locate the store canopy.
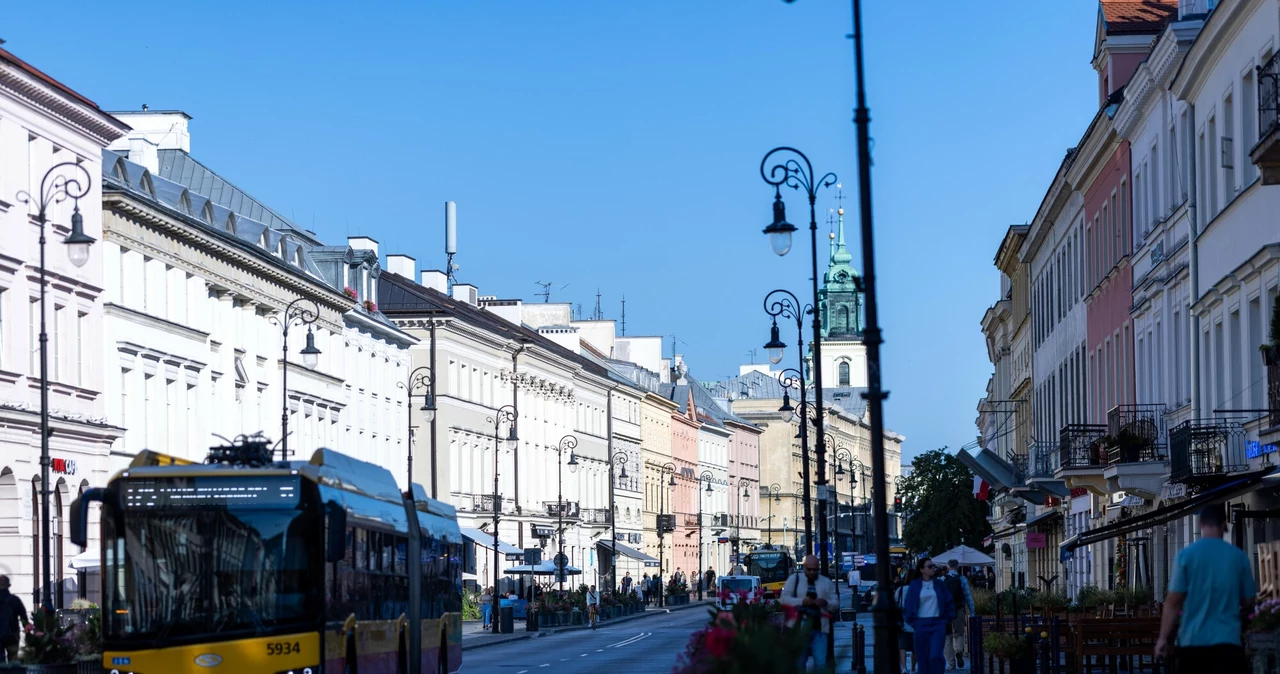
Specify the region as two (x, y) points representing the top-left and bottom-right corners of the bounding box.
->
(930, 544), (995, 567)
(460, 527), (524, 557)
(958, 449), (1017, 491)
(597, 540), (660, 567)
(504, 561), (582, 576)
(1066, 468), (1277, 550)
(68, 550), (99, 572)
(1025, 509), (1063, 528)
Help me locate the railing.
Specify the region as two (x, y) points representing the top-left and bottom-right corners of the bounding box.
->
(1058, 424), (1107, 469)
(581, 508), (611, 525)
(1009, 452), (1029, 479)
(1269, 353), (1280, 429)
(471, 493), (511, 514)
(1028, 442), (1057, 478)
(1105, 403), (1168, 464)
(1261, 51), (1280, 144)
(544, 500), (580, 518)
(1169, 418), (1249, 483)
(684, 514), (700, 526)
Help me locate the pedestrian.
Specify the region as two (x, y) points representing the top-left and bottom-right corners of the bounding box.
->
(479, 586), (493, 630)
(640, 573), (649, 605)
(622, 572), (633, 597)
(943, 559), (974, 670)
(705, 566), (717, 597)
(586, 584), (600, 629)
(1155, 503), (1254, 672)
(902, 557), (955, 674)
(779, 554), (838, 671)
(895, 569), (919, 674)
(0, 576), (28, 663)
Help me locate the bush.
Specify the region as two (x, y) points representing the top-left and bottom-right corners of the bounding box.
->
(462, 590), (481, 621)
(972, 588), (997, 616)
(982, 632), (1028, 661)
(1029, 591), (1070, 611)
(20, 607), (74, 665)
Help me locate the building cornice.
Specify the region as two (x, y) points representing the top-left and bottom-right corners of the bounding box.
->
(1114, 20), (1202, 139)
(0, 61), (129, 146)
(1067, 110), (1120, 190)
(1171, 0), (1258, 100)
(106, 302), (211, 345)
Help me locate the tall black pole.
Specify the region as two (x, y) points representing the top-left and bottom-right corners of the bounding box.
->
(610, 450), (627, 594)
(698, 470), (713, 601)
(277, 298), (320, 461)
(765, 294), (814, 549)
(490, 405), (517, 629)
(18, 162), (94, 611)
(429, 320), (439, 498)
(403, 366), (434, 490)
(556, 434), (577, 593)
(659, 462), (675, 607)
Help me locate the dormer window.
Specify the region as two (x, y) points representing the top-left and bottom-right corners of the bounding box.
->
(294, 248), (304, 267)
(276, 238), (286, 258)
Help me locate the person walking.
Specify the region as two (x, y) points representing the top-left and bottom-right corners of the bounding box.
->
(705, 567), (717, 599)
(479, 587), (493, 630)
(780, 554), (839, 672)
(0, 576), (28, 663)
(1155, 503), (1254, 672)
(622, 572), (633, 597)
(903, 558), (955, 674)
(943, 559), (975, 669)
(586, 584), (600, 630)
(895, 570), (919, 674)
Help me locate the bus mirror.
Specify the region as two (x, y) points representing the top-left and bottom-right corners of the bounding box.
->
(71, 488), (107, 549)
(326, 502), (347, 563)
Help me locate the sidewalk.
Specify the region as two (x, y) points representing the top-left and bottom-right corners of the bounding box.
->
(461, 599), (716, 651)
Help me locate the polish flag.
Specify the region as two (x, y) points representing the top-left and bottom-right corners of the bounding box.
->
(973, 475), (990, 501)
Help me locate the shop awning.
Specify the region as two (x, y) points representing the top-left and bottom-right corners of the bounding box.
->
(958, 449), (1017, 491)
(68, 550), (99, 572)
(597, 540), (660, 567)
(1065, 468), (1276, 550)
(460, 527), (524, 558)
(1025, 509), (1063, 528)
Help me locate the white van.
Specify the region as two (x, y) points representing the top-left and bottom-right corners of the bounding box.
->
(716, 575), (762, 608)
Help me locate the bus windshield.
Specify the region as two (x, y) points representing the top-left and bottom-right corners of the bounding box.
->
(745, 551), (792, 585)
(101, 475), (322, 645)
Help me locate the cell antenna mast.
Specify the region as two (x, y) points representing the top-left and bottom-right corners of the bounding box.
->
(535, 281), (569, 303)
(620, 296), (627, 336)
(445, 201), (459, 288)
(592, 289), (603, 320)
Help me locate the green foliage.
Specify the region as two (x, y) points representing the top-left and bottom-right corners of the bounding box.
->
(1028, 591), (1071, 611)
(982, 632), (1028, 661)
(1113, 586), (1154, 606)
(1075, 585), (1115, 610)
(899, 449), (993, 556)
(674, 600), (812, 674)
(20, 606), (74, 665)
(972, 588), (997, 616)
(462, 590), (481, 621)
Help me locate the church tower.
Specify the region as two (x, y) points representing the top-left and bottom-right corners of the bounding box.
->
(815, 193), (868, 390)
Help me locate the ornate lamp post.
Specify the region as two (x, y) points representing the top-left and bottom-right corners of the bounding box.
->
(766, 483), (781, 547)
(734, 478), (752, 564)
(657, 462), (677, 606)
(487, 405), (518, 625)
(697, 470), (714, 600)
(274, 298), (322, 460)
(17, 162), (95, 610)
(397, 366), (436, 488)
(608, 451), (629, 592)
(765, 291), (815, 548)
(554, 435), (579, 593)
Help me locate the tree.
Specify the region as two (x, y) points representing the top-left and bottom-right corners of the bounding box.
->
(900, 448), (992, 557)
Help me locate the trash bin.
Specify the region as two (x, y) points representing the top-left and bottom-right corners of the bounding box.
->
(499, 605), (515, 634)
(526, 608), (539, 632)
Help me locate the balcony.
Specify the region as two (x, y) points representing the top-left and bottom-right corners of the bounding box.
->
(1029, 442), (1057, 479)
(1251, 52), (1280, 184)
(1056, 424), (1108, 496)
(1170, 419), (1249, 484)
(544, 500), (580, 519)
(1267, 352), (1280, 435)
(1009, 452), (1029, 479)
(581, 508), (611, 525)
(469, 493), (513, 514)
(1105, 404), (1167, 464)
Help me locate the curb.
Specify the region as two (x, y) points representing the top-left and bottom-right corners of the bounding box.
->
(461, 601), (715, 651)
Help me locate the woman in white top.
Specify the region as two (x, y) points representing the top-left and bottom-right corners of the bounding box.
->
(901, 558), (956, 674)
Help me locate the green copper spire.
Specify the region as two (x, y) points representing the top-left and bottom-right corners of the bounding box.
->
(819, 185), (863, 339)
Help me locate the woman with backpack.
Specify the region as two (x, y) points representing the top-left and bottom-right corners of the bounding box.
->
(895, 570), (919, 674)
(901, 557), (955, 674)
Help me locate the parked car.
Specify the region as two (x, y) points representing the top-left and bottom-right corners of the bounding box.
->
(716, 575), (762, 609)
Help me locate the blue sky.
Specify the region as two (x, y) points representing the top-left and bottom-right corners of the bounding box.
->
(6, 1), (1101, 458)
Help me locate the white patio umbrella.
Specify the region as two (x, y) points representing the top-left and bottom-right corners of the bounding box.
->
(930, 544), (995, 567)
(503, 561), (583, 576)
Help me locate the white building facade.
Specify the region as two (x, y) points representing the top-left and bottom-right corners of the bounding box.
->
(0, 46), (128, 606)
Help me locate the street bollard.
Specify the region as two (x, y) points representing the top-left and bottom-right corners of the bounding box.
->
(851, 624), (866, 674)
(1039, 629), (1051, 674)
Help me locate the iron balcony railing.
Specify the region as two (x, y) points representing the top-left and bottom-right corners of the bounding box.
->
(470, 493), (512, 514)
(1269, 355), (1280, 429)
(1028, 441), (1057, 478)
(1009, 452), (1029, 479)
(1170, 419), (1249, 483)
(544, 500), (580, 518)
(1105, 404), (1168, 464)
(1260, 51), (1280, 144)
(581, 508), (611, 525)
(1059, 424), (1108, 469)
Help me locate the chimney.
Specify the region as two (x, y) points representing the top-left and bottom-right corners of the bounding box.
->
(420, 270), (448, 294)
(348, 236), (379, 256)
(386, 254), (415, 279)
(452, 283), (478, 306)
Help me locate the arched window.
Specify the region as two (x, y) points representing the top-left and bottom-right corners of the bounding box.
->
(839, 361), (851, 386)
(839, 306), (850, 332)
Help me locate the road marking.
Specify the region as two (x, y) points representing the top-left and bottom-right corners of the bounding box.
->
(518, 671), (528, 673)
(596, 649), (604, 652)
(580, 653), (588, 657)
(606, 632), (652, 649)
(539, 665), (549, 668)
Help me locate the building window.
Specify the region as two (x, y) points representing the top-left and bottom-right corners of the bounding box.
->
(51, 305), (63, 382)
(838, 361), (850, 387)
(76, 312), (86, 386)
(29, 299), (38, 376)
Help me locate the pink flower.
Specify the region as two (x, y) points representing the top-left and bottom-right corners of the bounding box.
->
(705, 626), (735, 659)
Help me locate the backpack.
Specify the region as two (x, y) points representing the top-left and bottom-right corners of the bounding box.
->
(943, 573), (964, 608)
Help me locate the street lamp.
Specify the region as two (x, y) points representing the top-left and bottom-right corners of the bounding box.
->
(772, 362), (814, 546)
(16, 162), (95, 610)
(658, 462), (676, 607)
(766, 484), (781, 547)
(275, 298), (322, 461)
(554, 435), (579, 593)
(608, 451), (629, 593)
(697, 470), (714, 600)
(487, 405), (518, 626)
(760, 147), (837, 581)
(396, 366), (436, 489)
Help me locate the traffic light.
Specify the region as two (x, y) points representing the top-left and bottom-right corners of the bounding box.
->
(893, 496), (902, 511)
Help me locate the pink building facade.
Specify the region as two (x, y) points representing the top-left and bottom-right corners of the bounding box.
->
(1085, 140), (1136, 422)
(670, 391), (700, 582)
(726, 420), (762, 557)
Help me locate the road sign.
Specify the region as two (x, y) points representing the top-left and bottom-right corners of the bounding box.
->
(554, 552), (569, 569)
(524, 548), (542, 566)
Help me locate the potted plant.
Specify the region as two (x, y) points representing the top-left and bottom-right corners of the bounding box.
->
(19, 606), (77, 672)
(363, 299), (377, 313)
(673, 599), (812, 673)
(1247, 596), (1280, 653)
(983, 631), (1032, 673)
(343, 286), (358, 300)
(972, 588), (997, 616)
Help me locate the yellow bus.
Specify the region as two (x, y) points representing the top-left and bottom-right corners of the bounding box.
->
(742, 548), (795, 598)
(72, 437), (463, 674)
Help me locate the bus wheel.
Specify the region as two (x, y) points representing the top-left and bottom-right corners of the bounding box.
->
(345, 634), (359, 674)
(438, 632), (448, 674)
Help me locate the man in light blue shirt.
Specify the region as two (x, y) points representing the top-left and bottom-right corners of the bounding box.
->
(1156, 503), (1253, 672)
(943, 559), (975, 669)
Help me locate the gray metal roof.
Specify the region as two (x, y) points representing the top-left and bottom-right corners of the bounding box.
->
(703, 371), (870, 419)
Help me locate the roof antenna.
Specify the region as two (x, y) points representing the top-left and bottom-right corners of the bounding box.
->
(620, 296), (626, 336)
(592, 289), (603, 320)
(445, 202), (459, 289)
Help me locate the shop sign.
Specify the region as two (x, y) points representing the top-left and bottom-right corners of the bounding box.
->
(1026, 533), (1047, 549)
(1247, 441), (1278, 460)
(1070, 488), (1089, 499)
(1161, 483), (1187, 500)
(52, 458), (76, 475)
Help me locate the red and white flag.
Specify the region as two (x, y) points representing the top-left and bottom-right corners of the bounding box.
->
(973, 475), (990, 501)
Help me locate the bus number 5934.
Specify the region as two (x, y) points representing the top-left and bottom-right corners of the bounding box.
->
(267, 642), (302, 656)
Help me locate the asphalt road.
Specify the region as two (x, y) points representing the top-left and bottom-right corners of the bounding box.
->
(460, 606), (710, 673)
